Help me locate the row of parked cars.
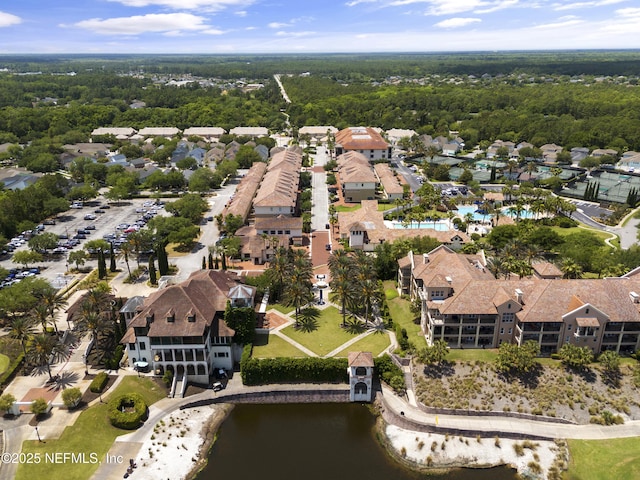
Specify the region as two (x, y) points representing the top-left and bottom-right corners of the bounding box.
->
(1, 267), (41, 289)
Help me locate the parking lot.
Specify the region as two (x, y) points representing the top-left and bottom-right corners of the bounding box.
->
(0, 196), (170, 289)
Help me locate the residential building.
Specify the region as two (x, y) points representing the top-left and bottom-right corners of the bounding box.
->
(299, 126), (338, 142)
(399, 246), (640, 355)
(121, 270), (256, 385)
(337, 151), (378, 202)
(374, 163), (404, 200)
(137, 127), (180, 139)
(183, 127), (226, 142)
(222, 162), (267, 223)
(253, 149), (301, 217)
(91, 127), (137, 140)
(334, 127), (391, 161)
(385, 128), (417, 146)
(229, 126), (269, 138)
(338, 200), (469, 252)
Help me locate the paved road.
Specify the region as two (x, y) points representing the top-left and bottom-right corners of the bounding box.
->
(310, 146), (330, 232)
(273, 74), (291, 104)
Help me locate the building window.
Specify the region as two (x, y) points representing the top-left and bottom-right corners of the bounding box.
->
(285, 230), (290, 234)
(585, 308), (590, 314)
(568, 324), (572, 330)
(278, 230), (283, 234)
(500, 328), (504, 334)
(139, 342), (146, 350)
(502, 313), (514, 323)
(508, 328), (512, 334)
(129, 343), (136, 351)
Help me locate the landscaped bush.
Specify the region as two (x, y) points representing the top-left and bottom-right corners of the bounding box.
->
(241, 357), (348, 385)
(107, 393), (147, 430)
(0, 352), (24, 387)
(162, 369), (173, 388)
(374, 354), (405, 394)
(30, 397), (49, 416)
(62, 387), (82, 408)
(0, 393), (16, 414)
(104, 345), (124, 370)
(90, 371), (109, 393)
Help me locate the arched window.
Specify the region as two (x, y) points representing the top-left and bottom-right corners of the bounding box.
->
(355, 382), (368, 394)
(355, 366), (367, 376)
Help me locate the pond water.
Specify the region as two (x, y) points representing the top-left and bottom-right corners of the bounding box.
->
(196, 403), (518, 480)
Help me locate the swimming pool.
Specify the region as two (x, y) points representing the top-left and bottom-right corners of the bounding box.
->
(387, 220), (452, 231)
(455, 204), (535, 221)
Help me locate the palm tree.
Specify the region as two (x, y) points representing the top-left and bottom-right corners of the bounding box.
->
(284, 250), (314, 326)
(9, 316), (37, 358)
(266, 246), (291, 302)
(329, 273), (357, 327)
(33, 303), (54, 335)
(119, 242), (132, 277)
(28, 334), (68, 381)
(562, 259), (583, 279)
(40, 288), (67, 332)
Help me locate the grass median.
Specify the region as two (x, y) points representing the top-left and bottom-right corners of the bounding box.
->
(16, 376), (166, 480)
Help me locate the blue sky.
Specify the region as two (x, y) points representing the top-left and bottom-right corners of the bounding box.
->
(0, 0), (639, 54)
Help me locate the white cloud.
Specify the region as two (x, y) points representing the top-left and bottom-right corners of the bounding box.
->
(345, 0), (378, 6)
(72, 13), (212, 35)
(275, 31), (316, 37)
(475, 0), (520, 14)
(552, 0), (626, 11)
(435, 17), (481, 27)
(0, 11), (22, 27)
(533, 18), (584, 28)
(107, 0), (254, 11)
(235, 10), (248, 17)
(268, 22), (291, 29)
(615, 7), (640, 16)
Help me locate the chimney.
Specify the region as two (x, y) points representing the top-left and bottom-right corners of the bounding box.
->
(515, 288), (524, 304)
(445, 276), (453, 284)
(630, 291), (640, 303)
(422, 253), (429, 264)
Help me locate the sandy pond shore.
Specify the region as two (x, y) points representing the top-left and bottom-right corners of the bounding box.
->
(128, 403), (567, 480)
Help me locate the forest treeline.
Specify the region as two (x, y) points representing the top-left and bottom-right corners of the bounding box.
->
(0, 51), (639, 151)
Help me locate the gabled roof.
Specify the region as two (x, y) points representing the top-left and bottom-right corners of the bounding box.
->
(348, 351), (374, 367)
(335, 127), (389, 151)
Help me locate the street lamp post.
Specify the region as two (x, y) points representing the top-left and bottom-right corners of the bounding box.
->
(35, 426), (42, 442)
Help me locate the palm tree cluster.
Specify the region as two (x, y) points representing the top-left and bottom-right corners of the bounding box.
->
(266, 247), (314, 326)
(8, 287), (69, 381)
(72, 286), (119, 364)
(328, 250), (383, 327)
(500, 184), (576, 222)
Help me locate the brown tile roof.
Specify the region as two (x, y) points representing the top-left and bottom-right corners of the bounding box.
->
(255, 215), (303, 230)
(374, 163), (404, 196)
(337, 151), (377, 184)
(253, 149), (302, 208)
(348, 351), (374, 367)
(336, 127), (389, 151)
(122, 270), (247, 342)
(532, 261), (563, 278)
(222, 162), (267, 220)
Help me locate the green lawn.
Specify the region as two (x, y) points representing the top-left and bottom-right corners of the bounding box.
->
(550, 225), (617, 244)
(335, 204), (361, 212)
(269, 303), (294, 315)
(566, 438), (640, 480)
(383, 281), (427, 350)
(280, 306), (360, 356)
(333, 331), (391, 357)
(0, 353), (9, 374)
(16, 376), (166, 480)
(252, 333), (308, 358)
(377, 203), (395, 211)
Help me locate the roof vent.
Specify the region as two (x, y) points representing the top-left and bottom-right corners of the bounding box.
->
(631, 291), (640, 303)
(422, 253), (429, 264)
(445, 276), (453, 284)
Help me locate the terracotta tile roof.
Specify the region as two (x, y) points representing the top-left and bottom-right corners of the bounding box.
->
(374, 163), (404, 196)
(253, 149), (301, 209)
(532, 261), (563, 278)
(337, 151), (377, 184)
(348, 351), (374, 367)
(122, 270), (249, 343)
(222, 162), (267, 220)
(336, 127), (389, 151)
(255, 215), (303, 230)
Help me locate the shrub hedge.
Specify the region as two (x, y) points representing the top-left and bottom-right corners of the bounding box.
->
(374, 354), (406, 394)
(241, 356), (348, 385)
(89, 371), (109, 393)
(108, 393), (147, 429)
(0, 352), (24, 387)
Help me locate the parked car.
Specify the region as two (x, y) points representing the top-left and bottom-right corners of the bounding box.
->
(85, 214), (97, 220)
(212, 382), (224, 392)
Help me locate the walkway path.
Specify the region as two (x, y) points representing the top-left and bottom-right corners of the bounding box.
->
(273, 74), (291, 104)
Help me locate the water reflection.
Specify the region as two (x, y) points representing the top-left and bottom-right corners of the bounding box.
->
(197, 403), (518, 480)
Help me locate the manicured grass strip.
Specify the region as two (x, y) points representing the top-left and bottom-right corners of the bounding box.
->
(385, 288), (398, 300)
(252, 334), (308, 358)
(280, 306), (358, 356)
(383, 281), (427, 350)
(566, 438), (640, 480)
(447, 348), (499, 363)
(0, 353), (9, 374)
(269, 303), (294, 315)
(335, 204), (361, 212)
(16, 376), (166, 480)
(550, 226), (615, 244)
(333, 331), (391, 358)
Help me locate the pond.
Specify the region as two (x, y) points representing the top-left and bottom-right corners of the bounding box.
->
(196, 403), (518, 480)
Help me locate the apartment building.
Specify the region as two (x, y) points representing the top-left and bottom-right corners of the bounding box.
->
(335, 127), (391, 161)
(336, 151), (378, 202)
(399, 246), (640, 355)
